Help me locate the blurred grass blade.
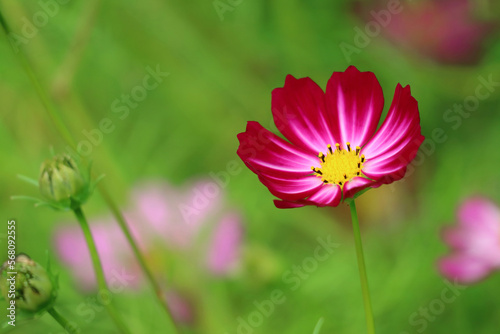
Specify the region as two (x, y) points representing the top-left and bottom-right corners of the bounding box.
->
(10, 195), (42, 203)
(17, 174), (39, 187)
(313, 317), (325, 334)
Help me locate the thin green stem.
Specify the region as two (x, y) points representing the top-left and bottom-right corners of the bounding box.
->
(456, 298), (469, 334)
(0, 8), (76, 150)
(312, 317), (325, 334)
(99, 186), (182, 333)
(47, 307), (80, 334)
(0, 6), (180, 333)
(349, 200), (375, 334)
(73, 207), (131, 334)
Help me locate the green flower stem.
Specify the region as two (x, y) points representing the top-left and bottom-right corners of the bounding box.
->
(0, 8), (77, 150)
(99, 186), (182, 333)
(1, 6), (181, 333)
(73, 207), (131, 334)
(47, 307), (79, 334)
(349, 200), (375, 334)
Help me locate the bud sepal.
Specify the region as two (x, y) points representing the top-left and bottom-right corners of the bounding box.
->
(1, 254), (59, 316)
(12, 154), (104, 211)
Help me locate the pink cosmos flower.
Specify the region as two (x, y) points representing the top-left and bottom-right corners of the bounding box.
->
(54, 179), (244, 321)
(129, 180), (224, 249)
(237, 66), (424, 208)
(357, 0), (497, 65)
(54, 219), (143, 291)
(439, 197), (500, 284)
(206, 213), (243, 276)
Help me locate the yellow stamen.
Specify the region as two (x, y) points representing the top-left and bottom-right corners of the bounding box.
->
(311, 143), (366, 189)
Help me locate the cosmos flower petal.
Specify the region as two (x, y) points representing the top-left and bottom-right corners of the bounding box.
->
(305, 185), (341, 207)
(131, 182), (171, 229)
(237, 122), (328, 202)
(259, 173), (324, 201)
(272, 184), (342, 208)
(441, 225), (500, 267)
(362, 84), (424, 184)
(237, 121), (317, 177)
(273, 199), (306, 209)
(325, 66), (384, 148)
(458, 197), (500, 234)
(54, 222), (143, 291)
(272, 75), (338, 153)
(441, 227), (469, 251)
(362, 135), (422, 184)
(206, 213), (244, 276)
(343, 177), (377, 200)
(440, 197), (500, 284)
(54, 226), (95, 290)
(438, 254), (493, 284)
(362, 84), (421, 159)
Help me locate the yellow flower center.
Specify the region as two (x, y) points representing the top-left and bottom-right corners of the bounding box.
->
(311, 143), (365, 188)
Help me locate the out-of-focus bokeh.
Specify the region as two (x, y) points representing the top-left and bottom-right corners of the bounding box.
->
(1, 0), (500, 333)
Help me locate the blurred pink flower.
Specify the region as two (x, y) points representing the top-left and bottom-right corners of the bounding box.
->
(130, 180), (223, 249)
(439, 197), (500, 284)
(206, 213), (244, 276)
(357, 0), (497, 65)
(54, 218), (143, 291)
(165, 290), (194, 324)
(54, 179), (244, 321)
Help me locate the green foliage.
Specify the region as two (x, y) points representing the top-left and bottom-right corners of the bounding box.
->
(0, 0), (499, 333)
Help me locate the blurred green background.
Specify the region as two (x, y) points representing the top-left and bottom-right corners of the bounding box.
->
(1, 0), (500, 333)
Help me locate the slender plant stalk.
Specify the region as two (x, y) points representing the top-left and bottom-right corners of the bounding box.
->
(51, 0), (101, 102)
(312, 317), (325, 334)
(99, 185), (182, 333)
(457, 299), (469, 334)
(0, 8), (76, 149)
(0, 6), (181, 333)
(73, 207), (131, 334)
(349, 200), (375, 334)
(47, 307), (80, 334)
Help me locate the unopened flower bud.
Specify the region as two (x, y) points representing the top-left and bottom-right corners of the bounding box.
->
(39, 154), (90, 209)
(1, 254), (57, 313)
